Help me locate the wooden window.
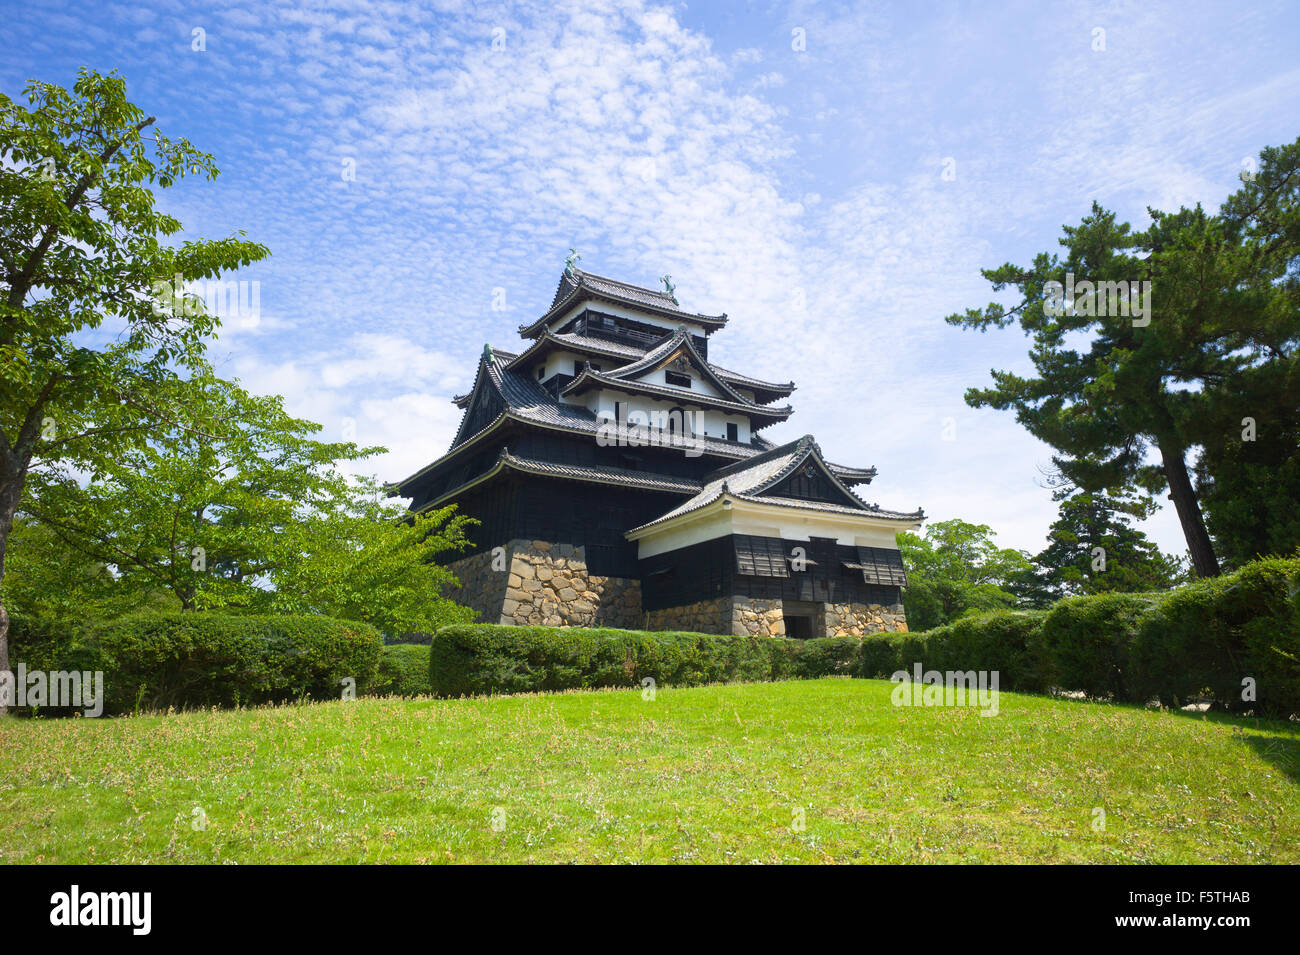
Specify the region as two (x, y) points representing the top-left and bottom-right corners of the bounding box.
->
(664, 370), (692, 388)
(734, 535), (791, 578)
(726, 422), (739, 442)
(853, 546), (907, 586)
(536, 366), (544, 380)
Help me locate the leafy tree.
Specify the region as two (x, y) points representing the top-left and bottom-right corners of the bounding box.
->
(0, 69), (268, 707)
(20, 373), (477, 635)
(897, 519), (1032, 631)
(1022, 492), (1184, 604)
(0, 517), (177, 620)
(946, 138), (1300, 578)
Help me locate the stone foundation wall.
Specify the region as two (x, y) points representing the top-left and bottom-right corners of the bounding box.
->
(448, 543), (910, 636)
(730, 596), (786, 637)
(446, 547), (511, 623)
(447, 539), (641, 629)
(644, 597), (733, 636)
(643, 596), (907, 637)
(823, 601), (909, 636)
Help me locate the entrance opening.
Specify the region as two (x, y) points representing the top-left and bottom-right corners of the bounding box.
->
(785, 615), (814, 639)
(781, 600), (824, 640)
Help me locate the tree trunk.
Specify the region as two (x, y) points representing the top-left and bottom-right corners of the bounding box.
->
(1156, 434), (1221, 578)
(0, 472), (18, 716)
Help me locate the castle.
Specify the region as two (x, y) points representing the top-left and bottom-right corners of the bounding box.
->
(392, 264), (923, 637)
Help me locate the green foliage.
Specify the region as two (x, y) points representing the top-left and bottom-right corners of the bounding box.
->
(18, 372), (477, 634)
(1134, 557), (1300, 715)
(945, 138), (1300, 576)
(430, 625), (795, 697)
(917, 610), (1049, 692)
(897, 519), (1031, 630)
(371, 644), (433, 697)
(1037, 593), (1164, 700)
(0, 516), (179, 620)
(7, 612), (382, 714)
(0, 69), (269, 690)
(428, 557), (1300, 717)
(1023, 492), (1184, 603)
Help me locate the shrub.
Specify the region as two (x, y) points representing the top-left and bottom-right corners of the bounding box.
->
(371, 644), (434, 697)
(1137, 557), (1300, 715)
(430, 624), (802, 697)
(856, 633), (902, 679)
(918, 610), (1048, 692)
(1037, 593), (1162, 699)
(4, 615), (108, 715)
(10, 612), (382, 715)
(795, 637), (863, 678)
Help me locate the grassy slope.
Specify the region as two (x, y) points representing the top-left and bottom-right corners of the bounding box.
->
(2, 678), (1297, 864)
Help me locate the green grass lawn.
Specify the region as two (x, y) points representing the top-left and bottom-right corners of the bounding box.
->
(2, 678), (1297, 864)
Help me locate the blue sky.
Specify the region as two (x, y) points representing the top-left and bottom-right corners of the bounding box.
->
(5, 0), (1298, 557)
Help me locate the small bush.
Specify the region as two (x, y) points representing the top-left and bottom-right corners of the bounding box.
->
(918, 611), (1048, 692)
(1037, 593), (1162, 699)
(430, 625), (802, 697)
(795, 637), (863, 678)
(371, 644), (434, 697)
(1138, 557), (1300, 715)
(9, 612), (382, 715)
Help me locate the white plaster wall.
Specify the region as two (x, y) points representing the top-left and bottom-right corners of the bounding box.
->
(544, 299), (716, 339)
(585, 389), (750, 442)
(632, 498), (916, 558)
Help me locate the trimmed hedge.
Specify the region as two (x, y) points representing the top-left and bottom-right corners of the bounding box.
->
(428, 558), (1300, 717)
(7, 612), (382, 715)
(1134, 557), (1300, 714)
(912, 610), (1048, 692)
(429, 625), (804, 697)
(371, 644), (434, 697)
(1037, 594), (1163, 700)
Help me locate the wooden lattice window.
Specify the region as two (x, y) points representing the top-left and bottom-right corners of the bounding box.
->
(853, 546), (907, 586)
(735, 535), (791, 578)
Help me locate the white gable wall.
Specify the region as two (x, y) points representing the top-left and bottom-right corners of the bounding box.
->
(630, 497), (918, 559)
(544, 298), (717, 340)
(581, 388), (752, 443)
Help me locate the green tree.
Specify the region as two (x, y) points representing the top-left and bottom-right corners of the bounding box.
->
(0, 70), (268, 707)
(20, 373), (477, 635)
(946, 138), (1300, 579)
(0, 516), (177, 620)
(897, 519), (1032, 631)
(1023, 492), (1184, 603)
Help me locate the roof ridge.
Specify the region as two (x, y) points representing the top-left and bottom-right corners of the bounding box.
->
(571, 265), (675, 301)
(705, 434), (814, 482)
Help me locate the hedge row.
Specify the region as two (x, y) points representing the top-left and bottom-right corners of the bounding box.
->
(429, 625), (807, 697)
(372, 644), (434, 697)
(429, 557), (1300, 717)
(7, 612), (383, 715)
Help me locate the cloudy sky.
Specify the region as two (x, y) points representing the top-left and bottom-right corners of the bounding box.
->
(6, 0), (1298, 557)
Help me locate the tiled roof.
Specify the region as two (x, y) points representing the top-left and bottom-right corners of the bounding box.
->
(628, 435), (924, 533)
(498, 451), (703, 494)
(404, 355), (872, 493)
(414, 449), (705, 512)
(598, 326), (756, 405)
(393, 351), (776, 491)
(497, 329), (796, 403)
(563, 358), (794, 419)
(521, 267), (727, 337)
(707, 363), (796, 396)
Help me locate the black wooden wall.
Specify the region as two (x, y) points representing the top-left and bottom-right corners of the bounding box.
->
(639, 534), (903, 612)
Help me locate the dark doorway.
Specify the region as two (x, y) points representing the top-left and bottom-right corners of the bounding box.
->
(785, 614), (814, 639)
